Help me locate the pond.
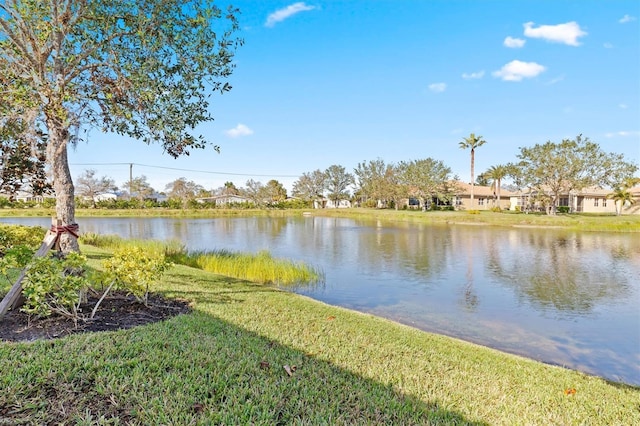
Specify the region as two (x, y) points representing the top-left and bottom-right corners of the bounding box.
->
(3, 215), (639, 386)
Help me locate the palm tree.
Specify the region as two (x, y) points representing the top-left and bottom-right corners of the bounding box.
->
(607, 187), (636, 216)
(459, 133), (487, 206)
(485, 164), (508, 208)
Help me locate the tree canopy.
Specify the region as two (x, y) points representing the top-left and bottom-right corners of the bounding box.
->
(292, 170), (326, 205)
(324, 165), (354, 206)
(76, 169), (117, 207)
(0, 116), (50, 198)
(516, 135), (638, 214)
(397, 158), (454, 208)
(0, 0), (242, 251)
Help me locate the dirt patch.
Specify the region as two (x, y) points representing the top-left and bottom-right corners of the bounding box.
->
(0, 290), (192, 342)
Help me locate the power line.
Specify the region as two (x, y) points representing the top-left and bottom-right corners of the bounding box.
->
(70, 162), (300, 178)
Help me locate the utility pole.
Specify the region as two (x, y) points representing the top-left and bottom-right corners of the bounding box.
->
(129, 163), (133, 200)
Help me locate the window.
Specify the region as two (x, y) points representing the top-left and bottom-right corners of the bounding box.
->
(594, 198), (599, 207)
(478, 198), (485, 206)
(603, 198), (607, 207)
(559, 197), (569, 207)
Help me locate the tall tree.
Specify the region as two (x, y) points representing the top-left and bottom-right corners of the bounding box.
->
(0, 0), (242, 252)
(264, 179), (287, 204)
(126, 175), (155, 201)
(242, 179), (265, 207)
(324, 165), (355, 207)
(292, 170), (326, 206)
(516, 135), (638, 215)
(219, 181), (240, 196)
(354, 158), (400, 208)
(397, 158), (454, 209)
(165, 177), (203, 208)
(484, 164), (509, 206)
(458, 133), (487, 207)
(76, 169), (117, 207)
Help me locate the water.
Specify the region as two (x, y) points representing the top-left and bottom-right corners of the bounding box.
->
(3, 216), (639, 385)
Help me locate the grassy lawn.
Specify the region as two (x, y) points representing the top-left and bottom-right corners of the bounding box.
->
(1, 245), (638, 424)
(311, 208), (640, 232)
(1, 207), (639, 232)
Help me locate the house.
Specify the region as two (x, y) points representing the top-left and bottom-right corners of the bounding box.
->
(10, 190), (55, 204)
(452, 181), (514, 211)
(93, 193), (117, 202)
(509, 185), (640, 215)
(196, 194), (250, 206)
(313, 198), (352, 209)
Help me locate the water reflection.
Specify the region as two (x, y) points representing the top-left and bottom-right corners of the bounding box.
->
(486, 231), (634, 317)
(2, 216), (639, 385)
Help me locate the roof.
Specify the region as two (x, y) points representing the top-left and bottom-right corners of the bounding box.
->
(453, 181), (516, 197)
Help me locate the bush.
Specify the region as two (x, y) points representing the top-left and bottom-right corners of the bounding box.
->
(557, 206), (570, 214)
(0, 224), (46, 254)
(467, 210), (481, 215)
(101, 246), (172, 305)
(21, 253), (90, 320)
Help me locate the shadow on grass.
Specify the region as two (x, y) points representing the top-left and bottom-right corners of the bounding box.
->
(0, 310), (489, 425)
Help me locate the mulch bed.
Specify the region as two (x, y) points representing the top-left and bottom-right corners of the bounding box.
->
(0, 290), (192, 342)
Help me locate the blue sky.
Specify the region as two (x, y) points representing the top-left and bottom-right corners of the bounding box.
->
(68, 0), (640, 193)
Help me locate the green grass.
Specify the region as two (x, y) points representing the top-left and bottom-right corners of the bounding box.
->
(312, 208), (640, 232)
(0, 245), (638, 424)
(2, 207), (638, 232)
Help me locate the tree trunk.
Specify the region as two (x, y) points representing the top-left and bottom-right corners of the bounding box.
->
(470, 149), (475, 206)
(46, 113), (80, 254)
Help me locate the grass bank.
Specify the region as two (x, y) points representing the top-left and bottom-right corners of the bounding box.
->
(1, 207), (638, 232)
(1, 245), (638, 424)
(312, 208), (640, 232)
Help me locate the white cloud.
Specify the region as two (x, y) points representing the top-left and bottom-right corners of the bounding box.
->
(492, 60), (546, 81)
(428, 83), (447, 93)
(462, 71), (485, 80)
(504, 36), (526, 48)
(603, 42), (614, 49)
(523, 21), (587, 46)
(546, 75), (565, 85)
(225, 124), (254, 138)
(265, 2), (316, 27)
(605, 130), (640, 138)
(619, 14), (637, 23)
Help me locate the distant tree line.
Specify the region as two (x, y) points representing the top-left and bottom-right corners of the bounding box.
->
(1, 134), (638, 214)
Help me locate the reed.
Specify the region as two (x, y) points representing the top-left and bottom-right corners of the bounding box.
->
(182, 249), (323, 286)
(79, 234), (322, 286)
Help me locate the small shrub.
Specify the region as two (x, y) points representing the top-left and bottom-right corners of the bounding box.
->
(21, 253), (90, 320)
(0, 245), (34, 284)
(557, 206), (570, 214)
(0, 224), (46, 253)
(101, 246), (172, 305)
(467, 210), (480, 215)
(490, 206), (502, 212)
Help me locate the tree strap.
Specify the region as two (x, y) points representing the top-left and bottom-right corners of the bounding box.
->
(50, 223), (80, 239)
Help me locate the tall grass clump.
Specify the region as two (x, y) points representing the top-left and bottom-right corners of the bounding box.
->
(80, 233), (184, 257)
(173, 249), (323, 286)
(80, 233), (322, 286)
